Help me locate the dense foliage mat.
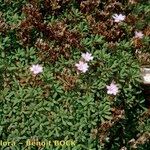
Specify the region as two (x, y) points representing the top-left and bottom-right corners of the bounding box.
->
(0, 0), (150, 150)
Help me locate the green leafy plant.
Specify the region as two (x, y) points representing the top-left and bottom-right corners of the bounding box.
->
(0, 0), (150, 150)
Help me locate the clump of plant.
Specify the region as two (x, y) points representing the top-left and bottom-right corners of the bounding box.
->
(0, 0), (150, 150)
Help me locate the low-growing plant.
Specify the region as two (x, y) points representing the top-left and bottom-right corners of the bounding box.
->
(0, 0), (150, 150)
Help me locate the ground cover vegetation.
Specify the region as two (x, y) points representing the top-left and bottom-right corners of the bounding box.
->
(0, 0), (150, 149)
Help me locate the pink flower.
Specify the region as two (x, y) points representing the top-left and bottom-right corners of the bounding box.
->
(143, 74), (150, 84)
(75, 61), (89, 73)
(106, 82), (119, 95)
(30, 64), (43, 75)
(81, 52), (93, 62)
(112, 14), (125, 22)
(134, 31), (144, 39)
